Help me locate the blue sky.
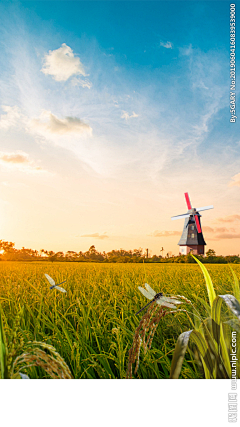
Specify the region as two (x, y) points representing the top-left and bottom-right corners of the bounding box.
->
(0, 0), (239, 255)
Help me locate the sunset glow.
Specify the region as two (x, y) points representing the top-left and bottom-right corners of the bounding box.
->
(0, 1), (239, 256)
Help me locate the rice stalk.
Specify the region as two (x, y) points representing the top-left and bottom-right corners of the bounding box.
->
(126, 302), (184, 378)
(12, 341), (73, 379)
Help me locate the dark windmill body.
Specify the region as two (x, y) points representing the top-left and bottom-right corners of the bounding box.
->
(171, 193), (213, 256)
(177, 208), (206, 255)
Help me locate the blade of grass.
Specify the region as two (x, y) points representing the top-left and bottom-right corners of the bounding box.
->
(0, 303), (9, 379)
(170, 330), (214, 379)
(191, 255), (216, 308)
(228, 266), (240, 302)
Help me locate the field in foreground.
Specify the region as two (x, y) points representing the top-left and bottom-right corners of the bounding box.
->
(0, 261), (239, 379)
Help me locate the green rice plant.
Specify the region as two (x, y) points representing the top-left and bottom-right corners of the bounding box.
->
(170, 255), (240, 379)
(126, 295), (190, 379)
(0, 303), (9, 378)
(0, 302), (73, 379)
(228, 265), (240, 302)
(0, 261), (239, 379)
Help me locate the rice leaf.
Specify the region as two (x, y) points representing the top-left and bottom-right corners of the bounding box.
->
(224, 319), (240, 332)
(170, 329), (214, 379)
(0, 303), (9, 379)
(192, 294), (211, 317)
(228, 266), (240, 302)
(23, 278), (45, 299)
(191, 255), (216, 308)
(218, 294), (240, 322)
(211, 294), (240, 378)
(170, 330), (193, 379)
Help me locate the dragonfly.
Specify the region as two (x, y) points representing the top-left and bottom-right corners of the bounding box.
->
(136, 283), (183, 315)
(44, 274), (67, 293)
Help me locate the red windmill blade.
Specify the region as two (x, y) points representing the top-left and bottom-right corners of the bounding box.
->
(194, 215), (202, 233)
(184, 192), (202, 233)
(184, 192), (192, 210)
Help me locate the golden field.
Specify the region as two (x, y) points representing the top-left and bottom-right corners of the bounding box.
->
(0, 261), (239, 379)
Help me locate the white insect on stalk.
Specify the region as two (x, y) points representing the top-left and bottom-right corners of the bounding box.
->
(136, 283), (183, 315)
(44, 274), (67, 293)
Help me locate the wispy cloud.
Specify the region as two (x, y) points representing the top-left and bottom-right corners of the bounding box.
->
(229, 173), (240, 187)
(0, 151), (30, 164)
(0, 105), (92, 137)
(160, 41), (173, 49)
(0, 151), (44, 172)
(203, 226), (233, 233)
(149, 230), (181, 237)
(121, 111), (139, 120)
(216, 215), (240, 223)
(81, 233), (109, 239)
(30, 110), (92, 135)
(150, 226), (240, 241)
(216, 233), (240, 239)
(0, 106), (23, 129)
(71, 77), (92, 89)
(179, 44), (193, 56)
(203, 226), (240, 240)
(0, 29), (229, 182)
(41, 43), (87, 82)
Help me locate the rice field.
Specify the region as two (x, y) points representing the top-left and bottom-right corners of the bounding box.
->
(0, 261), (239, 379)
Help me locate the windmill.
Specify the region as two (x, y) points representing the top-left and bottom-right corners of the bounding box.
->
(171, 192), (213, 255)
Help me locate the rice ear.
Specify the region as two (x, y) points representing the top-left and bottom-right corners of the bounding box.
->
(12, 341), (73, 379)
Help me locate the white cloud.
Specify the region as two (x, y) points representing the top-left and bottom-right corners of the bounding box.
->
(121, 111), (139, 120)
(29, 110), (92, 136)
(160, 41), (173, 49)
(0, 106), (92, 137)
(0, 33), (231, 186)
(0, 106), (23, 129)
(41, 43), (86, 82)
(0, 151), (44, 172)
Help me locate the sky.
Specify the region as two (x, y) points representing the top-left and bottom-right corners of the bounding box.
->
(0, 0), (239, 256)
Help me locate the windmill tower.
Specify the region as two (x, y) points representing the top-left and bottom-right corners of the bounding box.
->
(171, 192), (213, 255)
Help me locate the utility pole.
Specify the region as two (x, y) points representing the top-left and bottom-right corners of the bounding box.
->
(146, 248), (148, 258)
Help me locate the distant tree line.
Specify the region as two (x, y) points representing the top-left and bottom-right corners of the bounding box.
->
(0, 240), (239, 264)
